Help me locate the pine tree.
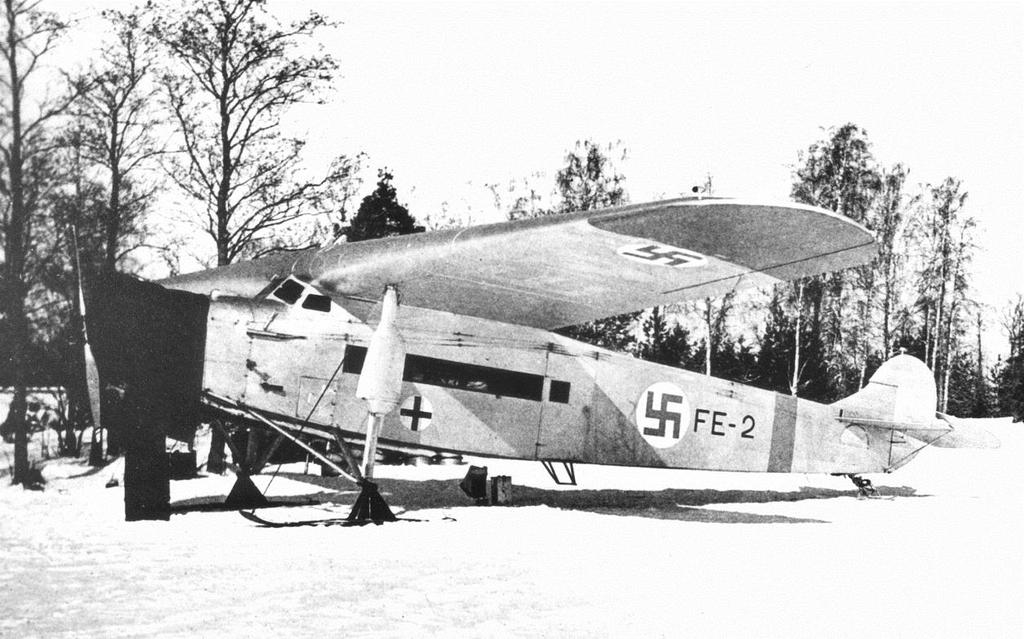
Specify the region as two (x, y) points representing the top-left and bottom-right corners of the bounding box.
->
(636, 307), (696, 368)
(341, 170), (424, 242)
(996, 296), (1024, 420)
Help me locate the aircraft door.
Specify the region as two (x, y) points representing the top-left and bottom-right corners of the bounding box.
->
(241, 304), (344, 423)
(536, 348), (596, 460)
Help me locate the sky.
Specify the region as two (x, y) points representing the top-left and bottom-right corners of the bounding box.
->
(51, 0), (1024, 348)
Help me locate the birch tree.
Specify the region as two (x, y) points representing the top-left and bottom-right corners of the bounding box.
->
(873, 164), (915, 359)
(790, 123), (880, 399)
(913, 177), (974, 408)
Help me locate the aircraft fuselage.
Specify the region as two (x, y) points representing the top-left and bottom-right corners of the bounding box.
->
(199, 281), (905, 475)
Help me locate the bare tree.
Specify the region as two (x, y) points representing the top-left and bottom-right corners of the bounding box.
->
(76, 9), (162, 272)
(0, 0), (82, 484)
(148, 0), (351, 266)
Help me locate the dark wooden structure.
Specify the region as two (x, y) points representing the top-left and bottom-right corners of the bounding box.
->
(89, 273), (209, 521)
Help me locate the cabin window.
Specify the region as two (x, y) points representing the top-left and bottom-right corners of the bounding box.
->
(549, 380), (571, 404)
(404, 354), (544, 401)
(301, 294), (332, 313)
(341, 345), (544, 401)
(342, 345), (367, 374)
(272, 279), (304, 304)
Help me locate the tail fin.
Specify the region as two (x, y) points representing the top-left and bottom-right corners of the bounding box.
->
(833, 354), (999, 450)
(833, 354), (937, 426)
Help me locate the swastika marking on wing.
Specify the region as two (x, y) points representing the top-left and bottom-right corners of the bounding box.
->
(617, 243), (707, 268)
(635, 382), (691, 449)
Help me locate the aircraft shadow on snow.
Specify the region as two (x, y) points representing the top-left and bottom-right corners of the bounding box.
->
(192, 473), (922, 525)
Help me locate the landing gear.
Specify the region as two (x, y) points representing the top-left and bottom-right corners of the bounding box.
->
(847, 474), (879, 499)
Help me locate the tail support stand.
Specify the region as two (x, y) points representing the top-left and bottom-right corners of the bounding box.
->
(847, 474), (879, 499)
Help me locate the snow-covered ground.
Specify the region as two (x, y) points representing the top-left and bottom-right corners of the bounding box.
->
(1, 422), (1021, 638)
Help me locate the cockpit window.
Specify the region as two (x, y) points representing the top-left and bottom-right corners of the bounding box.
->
(272, 279), (304, 304)
(301, 294), (332, 313)
(256, 277), (285, 299)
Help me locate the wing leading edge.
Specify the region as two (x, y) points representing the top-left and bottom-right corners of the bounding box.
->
(163, 198), (875, 329)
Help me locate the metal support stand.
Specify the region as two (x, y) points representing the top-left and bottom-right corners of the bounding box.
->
(347, 413), (397, 523)
(225, 473), (270, 508)
(347, 480), (396, 523)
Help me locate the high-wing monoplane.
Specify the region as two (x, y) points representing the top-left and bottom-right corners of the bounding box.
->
(86, 197), (998, 521)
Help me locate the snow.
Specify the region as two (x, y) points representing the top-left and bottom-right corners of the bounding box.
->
(1, 422), (1021, 638)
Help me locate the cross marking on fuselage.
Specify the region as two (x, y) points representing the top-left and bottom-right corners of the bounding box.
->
(400, 396), (433, 431)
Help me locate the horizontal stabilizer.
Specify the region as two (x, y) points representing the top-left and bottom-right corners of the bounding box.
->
(837, 412), (1001, 449)
(929, 413), (1001, 449)
(836, 416), (950, 432)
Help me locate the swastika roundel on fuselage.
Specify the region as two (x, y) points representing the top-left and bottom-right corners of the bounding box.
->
(635, 382), (691, 449)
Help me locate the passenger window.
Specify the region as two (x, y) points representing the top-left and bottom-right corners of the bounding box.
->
(549, 380), (571, 404)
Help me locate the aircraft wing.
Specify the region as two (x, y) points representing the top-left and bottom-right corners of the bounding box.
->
(164, 198), (876, 329)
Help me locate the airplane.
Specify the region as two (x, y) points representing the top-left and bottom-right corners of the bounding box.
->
(84, 197), (998, 523)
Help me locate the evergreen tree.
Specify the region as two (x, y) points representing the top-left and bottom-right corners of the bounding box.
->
(996, 296), (1024, 420)
(555, 140), (626, 213)
(341, 170), (424, 242)
(635, 307), (696, 368)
